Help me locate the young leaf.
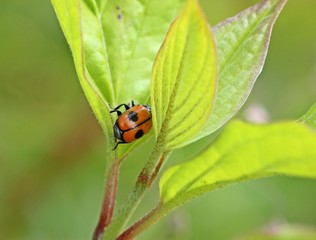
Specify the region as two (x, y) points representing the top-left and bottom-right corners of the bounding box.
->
(51, 0), (186, 156)
(191, 0), (288, 143)
(51, 0), (113, 142)
(160, 120), (316, 207)
(300, 103), (316, 128)
(52, 0), (186, 106)
(151, 0), (217, 151)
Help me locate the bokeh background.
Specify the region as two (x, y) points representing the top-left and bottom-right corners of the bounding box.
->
(1, 0), (316, 239)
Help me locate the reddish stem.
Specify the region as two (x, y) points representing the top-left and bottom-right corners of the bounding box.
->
(93, 160), (121, 240)
(116, 154), (166, 240)
(137, 154), (165, 187)
(116, 204), (161, 240)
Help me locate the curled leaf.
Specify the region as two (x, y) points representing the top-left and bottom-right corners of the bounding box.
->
(151, 0), (217, 151)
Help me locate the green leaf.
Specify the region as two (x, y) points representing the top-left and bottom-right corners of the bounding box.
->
(51, 0), (113, 144)
(300, 103), (316, 128)
(160, 120), (316, 206)
(191, 0), (288, 142)
(51, 0), (186, 156)
(51, 0), (186, 106)
(151, 0), (217, 151)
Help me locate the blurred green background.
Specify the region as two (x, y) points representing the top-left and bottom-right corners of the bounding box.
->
(1, 0), (316, 239)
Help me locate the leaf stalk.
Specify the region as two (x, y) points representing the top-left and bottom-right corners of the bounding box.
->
(103, 138), (168, 240)
(93, 156), (121, 240)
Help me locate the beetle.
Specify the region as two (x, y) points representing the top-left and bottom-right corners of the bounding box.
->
(110, 101), (152, 150)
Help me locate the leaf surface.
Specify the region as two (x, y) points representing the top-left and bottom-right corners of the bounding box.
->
(160, 121), (316, 206)
(192, 0), (288, 142)
(151, 0), (217, 150)
(51, 0), (112, 141)
(52, 0), (186, 106)
(51, 0), (186, 156)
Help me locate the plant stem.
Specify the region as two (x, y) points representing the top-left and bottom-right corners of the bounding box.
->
(93, 158), (121, 240)
(116, 199), (178, 240)
(103, 139), (168, 240)
(116, 203), (163, 240)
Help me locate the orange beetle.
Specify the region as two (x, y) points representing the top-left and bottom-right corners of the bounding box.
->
(110, 101), (152, 149)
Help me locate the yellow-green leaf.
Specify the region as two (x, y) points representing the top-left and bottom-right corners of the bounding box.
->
(160, 121), (316, 205)
(151, 0), (217, 151)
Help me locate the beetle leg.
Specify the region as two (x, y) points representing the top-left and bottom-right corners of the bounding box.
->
(110, 109), (122, 117)
(112, 141), (127, 150)
(110, 103), (131, 117)
(122, 104), (130, 111)
(113, 103), (130, 110)
(111, 103), (130, 111)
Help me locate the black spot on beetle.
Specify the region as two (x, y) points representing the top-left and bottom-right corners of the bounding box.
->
(117, 14), (122, 20)
(135, 129), (144, 139)
(128, 111), (138, 122)
(116, 6), (120, 10)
